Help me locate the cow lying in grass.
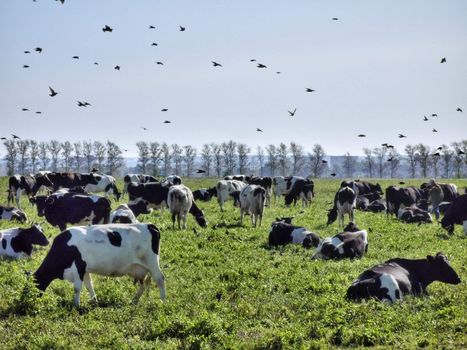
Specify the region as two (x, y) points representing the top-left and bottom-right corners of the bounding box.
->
(0, 205), (28, 223)
(0, 224), (48, 259)
(268, 218), (320, 248)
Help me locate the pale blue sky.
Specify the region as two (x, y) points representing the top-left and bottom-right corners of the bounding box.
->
(1, 0), (466, 157)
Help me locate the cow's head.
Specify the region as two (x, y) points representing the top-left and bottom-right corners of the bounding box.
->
(24, 224), (49, 247)
(195, 213), (208, 228)
(303, 233), (320, 249)
(374, 183), (383, 195)
(427, 252), (461, 285)
(343, 222), (360, 232)
(327, 207), (338, 225)
(128, 200), (152, 217)
(30, 195), (48, 217)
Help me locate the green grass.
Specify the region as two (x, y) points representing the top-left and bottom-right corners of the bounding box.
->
(0, 177), (466, 349)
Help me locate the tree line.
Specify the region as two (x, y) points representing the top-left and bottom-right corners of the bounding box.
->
(2, 139), (466, 178)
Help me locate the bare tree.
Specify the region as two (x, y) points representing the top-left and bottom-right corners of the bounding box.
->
(289, 142), (304, 175)
(39, 141), (49, 171)
(93, 141), (106, 172)
(171, 144), (183, 175)
(222, 140), (237, 175)
(416, 144), (431, 178)
(237, 143), (250, 174)
(373, 147), (388, 178)
(183, 145), (197, 177)
(73, 142), (84, 172)
(61, 141), (73, 172)
(404, 144), (418, 178)
(342, 152), (357, 178)
(388, 149), (401, 178)
(200, 144), (212, 176)
(48, 140), (61, 172)
(149, 142), (162, 176)
(211, 143), (223, 177)
(431, 154), (440, 178)
(30, 140), (40, 174)
(3, 140), (18, 176)
(362, 148), (375, 178)
(266, 144), (277, 176)
(82, 141), (94, 172)
(277, 143), (289, 176)
(106, 141), (124, 175)
(17, 140), (30, 174)
(440, 145), (453, 178)
(136, 141), (150, 173)
(256, 146), (264, 176)
(308, 144), (326, 178)
(161, 143), (172, 176)
(451, 141), (465, 178)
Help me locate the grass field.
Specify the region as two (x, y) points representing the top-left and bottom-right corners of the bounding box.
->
(0, 177), (466, 349)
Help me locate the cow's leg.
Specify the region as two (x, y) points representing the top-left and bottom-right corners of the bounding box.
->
(239, 208), (244, 225)
(132, 274), (150, 304)
(83, 273), (97, 304)
(171, 213), (176, 229)
(148, 257), (166, 301)
(72, 278), (83, 307)
(251, 213), (255, 227)
(182, 212), (187, 230)
(218, 198), (224, 212)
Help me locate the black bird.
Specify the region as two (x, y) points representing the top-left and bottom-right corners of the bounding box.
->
(423, 115), (429, 121)
(23, 65), (30, 68)
(161, 108), (168, 112)
(399, 181), (406, 185)
(387, 145), (394, 149)
(102, 25), (113, 32)
(156, 61), (164, 65)
(94, 62), (99, 65)
(123, 149), (128, 152)
(1, 137), (7, 140)
(458, 150), (465, 155)
(179, 26), (186, 31)
(332, 17), (339, 20)
(12, 134), (20, 139)
(212, 61), (222, 67)
(357, 134), (366, 138)
(432, 128), (438, 132)
(330, 173), (336, 177)
(306, 88), (315, 92)
(457, 107), (463, 112)
(322, 160), (328, 164)
(141, 127), (148, 131)
(114, 65), (120, 70)
(77, 101), (91, 107)
(381, 143), (388, 147)
(398, 134), (407, 138)
(250, 59), (256, 62)
(22, 108), (29, 111)
(256, 128), (263, 132)
(196, 169), (206, 174)
(276, 71), (281, 74)
(24, 51), (30, 54)
(432, 152), (440, 157)
(437, 146), (443, 151)
(431, 113), (438, 117)
(56, 0), (64, 3)
(151, 42), (158, 46)
(440, 57), (446, 63)
(35, 111), (42, 114)
(49, 86), (58, 97)
(163, 120), (171, 124)
(288, 108), (297, 116)
(257, 63), (267, 68)
(387, 157), (393, 162)
(35, 47), (42, 53)
(149, 25), (155, 29)
(72, 56), (79, 59)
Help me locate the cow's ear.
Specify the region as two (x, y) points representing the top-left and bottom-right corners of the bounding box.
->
(427, 255), (435, 262)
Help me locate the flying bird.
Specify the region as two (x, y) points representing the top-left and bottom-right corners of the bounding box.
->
(149, 25), (155, 29)
(288, 108), (297, 116)
(24, 51), (30, 54)
(94, 62), (99, 65)
(276, 71), (281, 74)
(48, 86), (58, 97)
(437, 146), (443, 151)
(432, 152), (440, 157)
(381, 143), (388, 147)
(23, 65), (30, 68)
(151, 42), (158, 46)
(432, 128), (438, 132)
(332, 17), (339, 20)
(161, 108), (168, 112)
(1, 137), (7, 140)
(35, 111), (42, 114)
(123, 149), (128, 152)
(102, 25), (113, 32)
(156, 61), (164, 65)
(56, 0), (65, 4)
(114, 65), (120, 70)
(257, 63), (267, 68)
(423, 116), (429, 121)
(398, 134), (407, 138)
(211, 61), (222, 67)
(22, 108), (29, 111)
(387, 157), (393, 162)
(440, 57), (446, 63)
(163, 120), (171, 124)
(72, 56), (79, 59)
(387, 145), (394, 149)
(457, 107), (463, 112)
(35, 47), (42, 53)
(458, 150), (465, 155)
(321, 160), (328, 164)
(179, 26), (186, 31)
(250, 59), (256, 62)
(431, 113), (438, 117)
(357, 134), (366, 138)
(77, 101), (91, 107)
(256, 128), (263, 132)
(141, 127), (148, 131)
(12, 134), (20, 139)
(330, 173), (336, 177)
(196, 169), (206, 174)
(306, 88), (315, 92)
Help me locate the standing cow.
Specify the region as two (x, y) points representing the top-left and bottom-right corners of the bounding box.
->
(239, 184), (266, 227)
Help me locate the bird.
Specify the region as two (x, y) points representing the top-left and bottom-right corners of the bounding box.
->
(432, 128), (438, 132)
(211, 61), (222, 67)
(56, 0), (64, 3)
(387, 157), (393, 162)
(305, 88), (315, 92)
(114, 65), (120, 70)
(123, 149), (128, 152)
(77, 101), (91, 107)
(431, 113), (438, 117)
(458, 150), (465, 155)
(35, 111), (42, 114)
(163, 120), (171, 124)
(257, 63), (267, 68)
(179, 26), (186, 31)
(440, 57), (446, 63)
(322, 160), (328, 164)
(250, 59), (256, 62)
(22, 108), (29, 111)
(432, 152), (440, 157)
(24, 50), (30, 54)
(72, 56), (79, 59)
(156, 61), (164, 65)
(330, 173), (336, 177)
(35, 47), (42, 53)
(102, 25), (113, 32)
(437, 146), (443, 151)
(94, 62), (99, 65)
(357, 134), (366, 138)
(23, 65), (30, 68)
(387, 145), (394, 149)
(276, 71), (281, 74)
(256, 128), (263, 132)
(332, 17), (339, 20)
(12, 134), (20, 139)
(48, 86), (58, 97)
(288, 108), (297, 117)
(423, 116), (429, 121)
(149, 25), (155, 29)
(399, 181), (406, 185)
(457, 107), (463, 112)
(398, 134), (407, 138)
(141, 127), (148, 131)
(381, 143), (388, 147)
(151, 42), (158, 46)
(161, 108), (168, 112)
(1, 137), (7, 140)
(196, 169), (206, 174)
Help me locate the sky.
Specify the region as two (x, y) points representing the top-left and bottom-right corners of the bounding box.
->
(0, 0), (466, 158)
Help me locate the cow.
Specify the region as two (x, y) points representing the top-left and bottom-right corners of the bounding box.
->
(340, 180), (383, 196)
(122, 174), (158, 197)
(312, 223), (368, 260)
(83, 174), (121, 201)
(7, 174), (54, 209)
(346, 252), (461, 303)
(268, 220), (320, 248)
(168, 184), (207, 229)
(0, 224), (48, 259)
(33, 223), (166, 306)
(216, 180), (247, 211)
(284, 179), (314, 207)
(272, 176), (304, 200)
(31, 192), (111, 231)
(385, 186), (424, 217)
(110, 201), (152, 224)
(356, 196), (370, 211)
(192, 187), (217, 202)
(248, 177), (273, 205)
(327, 186), (357, 226)
(45, 172), (100, 192)
(398, 205), (433, 224)
(163, 175), (182, 185)
(224, 175), (251, 182)
(127, 182), (171, 212)
(367, 199), (387, 213)
(0, 205), (28, 223)
(420, 182), (458, 202)
(239, 185), (266, 227)
(441, 194), (467, 235)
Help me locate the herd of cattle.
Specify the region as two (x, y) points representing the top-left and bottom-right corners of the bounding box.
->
(0, 171), (465, 306)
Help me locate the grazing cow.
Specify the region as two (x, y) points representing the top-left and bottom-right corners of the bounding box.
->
(45, 172), (99, 192)
(239, 185), (266, 227)
(367, 199), (387, 213)
(84, 174), (121, 201)
(340, 180), (383, 195)
(0, 205), (27, 223)
(268, 220), (320, 248)
(327, 186), (357, 226)
(224, 175), (251, 182)
(122, 174), (158, 197)
(385, 186), (423, 217)
(356, 196), (370, 211)
(284, 179), (314, 207)
(8, 174), (54, 209)
(248, 177), (273, 205)
(420, 182), (458, 202)
(163, 175), (182, 185)
(192, 187), (217, 202)
(441, 194), (467, 234)
(168, 185), (207, 229)
(312, 223), (368, 260)
(127, 182), (171, 211)
(216, 180), (247, 211)
(31, 192), (111, 231)
(110, 201), (152, 224)
(273, 176), (304, 200)
(34, 223), (166, 306)
(0, 224), (48, 259)
(398, 205), (432, 224)
(346, 252), (461, 303)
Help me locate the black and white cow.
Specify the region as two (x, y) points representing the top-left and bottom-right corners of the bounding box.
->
(420, 182), (458, 202)
(127, 182), (171, 212)
(346, 252), (461, 303)
(45, 172), (100, 192)
(398, 204), (433, 224)
(385, 186), (424, 217)
(110, 201), (152, 224)
(122, 174), (158, 197)
(367, 199), (387, 213)
(0, 224), (48, 259)
(192, 187), (217, 202)
(8, 174), (54, 209)
(312, 223), (368, 260)
(273, 176), (304, 200)
(0, 205), (28, 223)
(248, 177), (273, 205)
(216, 180), (247, 211)
(163, 175), (182, 186)
(284, 178), (314, 207)
(268, 220), (320, 248)
(327, 186), (357, 226)
(168, 184), (207, 229)
(356, 196), (370, 211)
(34, 223), (166, 306)
(340, 180), (383, 196)
(31, 192), (111, 231)
(84, 174), (121, 201)
(441, 194), (467, 234)
(239, 184), (266, 227)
